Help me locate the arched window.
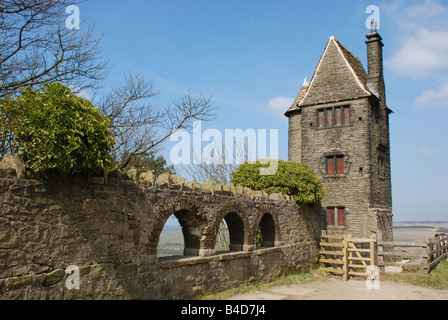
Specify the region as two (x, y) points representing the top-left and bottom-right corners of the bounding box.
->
(156, 209), (205, 260)
(258, 214), (276, 248)
(158, 215), (184, 258)
(219, 212), (245, 252)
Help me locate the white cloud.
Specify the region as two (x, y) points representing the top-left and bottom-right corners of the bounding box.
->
(418, 146), (434, 154)
(381, 0), (448, 32)
(383, 0), (448, 78)
(381, 0), (448, 109)
(415, 80), (448, 108)
(405, 0), (448, 22)
(386, 29), (448, 78)
(267, 96), (294, 117)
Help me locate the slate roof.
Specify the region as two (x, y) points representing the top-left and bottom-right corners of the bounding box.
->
(287, 79), (309, 114)
(286, 36), (373, 116)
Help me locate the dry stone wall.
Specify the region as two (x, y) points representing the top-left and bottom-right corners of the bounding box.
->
(0, 169), (323, 300)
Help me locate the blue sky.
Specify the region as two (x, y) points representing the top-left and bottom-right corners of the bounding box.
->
(78, 0), (448, 222)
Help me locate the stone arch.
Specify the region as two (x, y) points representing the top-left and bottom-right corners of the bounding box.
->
(204, 200), (251, 252)
(222, 212), (245, 251)
(252, 204), (281, 248)
(148, 194), (208, 257)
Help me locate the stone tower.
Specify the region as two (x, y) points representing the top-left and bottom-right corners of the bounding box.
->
(285, 28), (393, 241)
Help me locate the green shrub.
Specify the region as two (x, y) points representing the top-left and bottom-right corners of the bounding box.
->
(0, 83), (115, 175)
(230, 159), (324, 206)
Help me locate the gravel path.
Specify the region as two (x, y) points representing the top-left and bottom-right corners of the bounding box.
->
(228, 278), (448, 300)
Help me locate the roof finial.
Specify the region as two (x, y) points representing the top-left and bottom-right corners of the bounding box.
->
(303, 77), (308, 86)
(371, 20), (377, 33)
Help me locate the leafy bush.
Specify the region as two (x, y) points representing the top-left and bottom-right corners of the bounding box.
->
(230, 159), (325, 206)
(121, 151), (175, 176)
(0, 83), (115, 175)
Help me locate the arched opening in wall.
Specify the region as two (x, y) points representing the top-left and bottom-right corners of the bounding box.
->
(216, 220), (230, 252)
(257, 213), (276, 249)
(217, 212), (245, 252)
(158, 215), (184, 259)
(157, 209), (204, 260)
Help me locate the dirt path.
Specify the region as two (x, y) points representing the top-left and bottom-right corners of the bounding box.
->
(228, 278), (448, 300)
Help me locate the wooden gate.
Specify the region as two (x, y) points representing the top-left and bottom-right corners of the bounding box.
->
(320, 232), (376, 280)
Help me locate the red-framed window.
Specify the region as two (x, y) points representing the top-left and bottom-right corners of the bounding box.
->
(326, 109), (333, 127)
(317, 106), (350, 128)
(335, 107), (342, 125)
(318, 110), (325, 128)
(327, 155), (344, 175)
(337, 208), (345, 226)
(328, 208), (335, 225)
(343, 106), (350, 125)
(328, 207), (345, 226)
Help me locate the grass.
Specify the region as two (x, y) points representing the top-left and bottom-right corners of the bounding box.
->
(200, 266), (329, 300)
(381, 258), (448, 290)
(200, 260), (448, 300)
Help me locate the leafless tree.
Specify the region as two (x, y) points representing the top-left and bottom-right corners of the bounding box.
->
(183, 161), (236, 185)
(97, 73), (217, 170)
(181, 140), (247, 185)
(0, 0), (108, 97)
(0, 0), (217, 170)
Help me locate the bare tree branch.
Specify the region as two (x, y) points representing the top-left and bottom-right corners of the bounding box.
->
(181, 140), (248, 185)
(0, 0), (109, 97)
(0, 1), (217, 171)
(97, 73), (217, 170)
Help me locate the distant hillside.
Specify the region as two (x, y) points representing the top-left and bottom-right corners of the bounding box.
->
(393, 221), (448, 242)
(158, 229), (184, 257)
(156, 221), (448, 253)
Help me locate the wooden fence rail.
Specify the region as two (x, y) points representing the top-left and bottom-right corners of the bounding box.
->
(321, 233), (448, 278)
(365, 235), (448, 274)
(376, 241), (427, 268)
(320, 233), (347, 279)
(320, 232), (375, 280)
(424, 235), (448, 274)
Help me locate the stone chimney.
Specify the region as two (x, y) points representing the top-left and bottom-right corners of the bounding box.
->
(365, 21), (386, 103)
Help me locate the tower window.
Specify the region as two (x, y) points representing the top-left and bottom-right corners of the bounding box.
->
(335, 107), (342, 125)
(327, 207), (345, 226)
(378, 157), (385, 178)
(327, 155), (344, 175)
(318, 110), (325, 127)
(328, 207), (335, 225)
(343, 106), (350, 124)
(317, 106), (350, 128)
(326, 109), (333, 126)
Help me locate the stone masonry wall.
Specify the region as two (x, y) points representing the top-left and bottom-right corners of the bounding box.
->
(286, 33), (394, 243)
(0, 170), (322, 300)
(288, 112), (302, 163)
(298, 98), (377, 237)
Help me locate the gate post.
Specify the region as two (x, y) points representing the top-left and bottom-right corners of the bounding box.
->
(370, 235), (376, 268)
(343, 234), (349, 281)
